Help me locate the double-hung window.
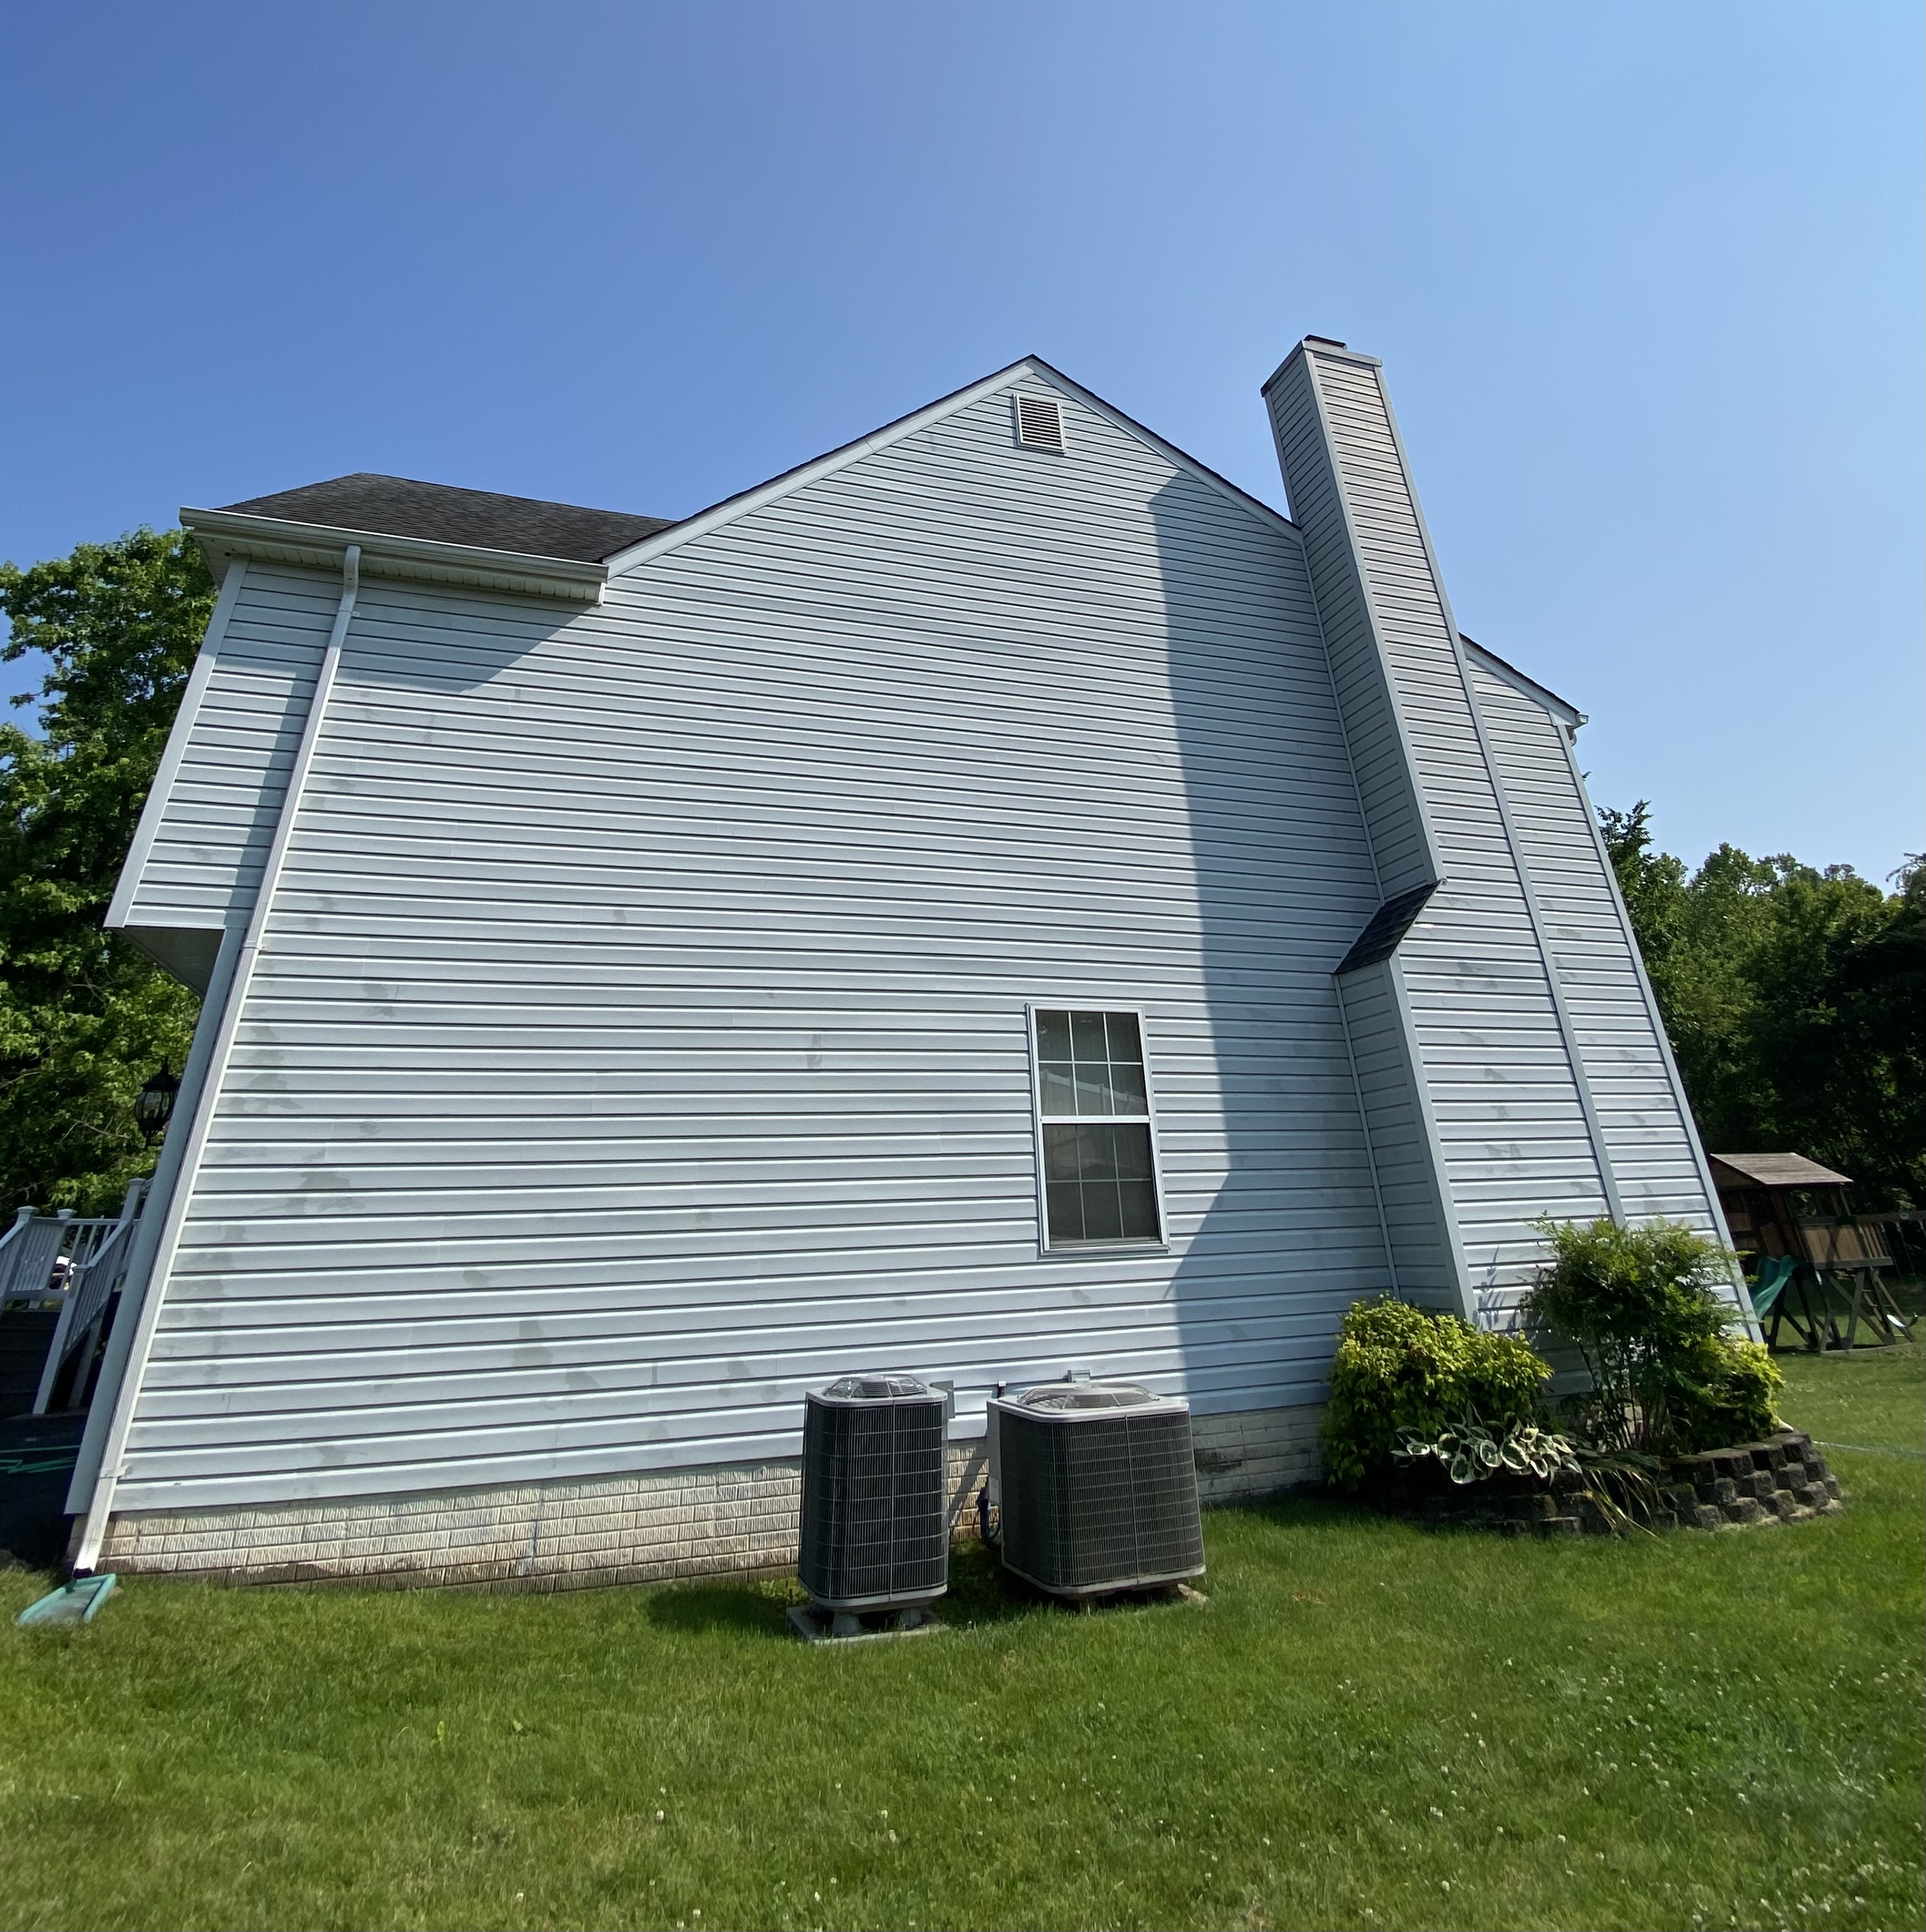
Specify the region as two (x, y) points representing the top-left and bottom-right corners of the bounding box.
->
(1031, 1008), (1163, 1248)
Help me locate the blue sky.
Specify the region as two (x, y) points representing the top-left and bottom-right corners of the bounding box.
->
(3, 3), (1920, 879)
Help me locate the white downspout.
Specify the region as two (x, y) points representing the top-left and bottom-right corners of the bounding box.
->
(69, 545), (361, 1572)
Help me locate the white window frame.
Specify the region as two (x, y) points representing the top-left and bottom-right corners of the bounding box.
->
(1024, 1002), (1170, 1259)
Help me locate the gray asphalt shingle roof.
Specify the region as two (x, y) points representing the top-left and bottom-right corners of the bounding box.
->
(219, 473), (674, 563)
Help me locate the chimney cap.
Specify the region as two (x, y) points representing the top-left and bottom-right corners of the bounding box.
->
(1262, 336), (1382, 394)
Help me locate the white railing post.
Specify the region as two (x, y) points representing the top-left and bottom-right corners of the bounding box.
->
(0, 1203), (37, 1303)
(31, 1216), (82, 1415)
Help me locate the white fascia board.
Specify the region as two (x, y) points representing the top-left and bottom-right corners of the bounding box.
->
(181, 508), (609, 605)
(600, 361), (1041, 576)
(1461, 638), (1586, 731)
(602, 357), (1302, 581)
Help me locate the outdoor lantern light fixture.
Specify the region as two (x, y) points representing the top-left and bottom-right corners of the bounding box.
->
(135, 1064), (180, 1140)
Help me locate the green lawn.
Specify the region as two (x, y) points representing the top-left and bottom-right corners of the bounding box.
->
(3, 1346), (1921, 1932)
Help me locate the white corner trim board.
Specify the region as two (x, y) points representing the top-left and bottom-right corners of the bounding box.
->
(70, 546), (363, 1571)
(1332, 975), (1399, 1295)
(64, 926), (242, 1511)
(1389, 954), (1477, 1321)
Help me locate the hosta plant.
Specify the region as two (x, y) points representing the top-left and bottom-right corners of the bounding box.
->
(1394, 1407), (1668, 1534)
(1394, 1410), (1581, 1486)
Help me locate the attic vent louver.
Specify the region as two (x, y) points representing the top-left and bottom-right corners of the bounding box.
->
(1015, 393), (1065, 452)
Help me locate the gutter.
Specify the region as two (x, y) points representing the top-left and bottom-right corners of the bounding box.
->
(181, 506), (609, 605)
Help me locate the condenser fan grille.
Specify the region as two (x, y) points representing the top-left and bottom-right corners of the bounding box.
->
(798, 1385), (949, 1610)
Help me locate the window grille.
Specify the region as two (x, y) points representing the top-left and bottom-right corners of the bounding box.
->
(1031, 1008), (1162, 1246)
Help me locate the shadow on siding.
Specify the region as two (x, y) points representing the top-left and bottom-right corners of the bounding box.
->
(340, 582), (585, 696)
(1149, 474), (1391, 1429)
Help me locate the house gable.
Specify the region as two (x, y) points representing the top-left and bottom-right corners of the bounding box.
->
(87, 359), (1389, 1518)
(600, 357), (1303, 580)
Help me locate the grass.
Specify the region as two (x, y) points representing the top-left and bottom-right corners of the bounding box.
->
(2, 1345), (1920, 1932)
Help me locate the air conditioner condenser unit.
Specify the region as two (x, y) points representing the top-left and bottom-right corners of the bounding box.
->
(991, 1381), (1205, 1598)
(797, 1373), (949, 1624)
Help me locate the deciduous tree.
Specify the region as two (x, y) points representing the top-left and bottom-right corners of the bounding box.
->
(0, 528), (210, 1212)
(1601, 801), (1924, 1207)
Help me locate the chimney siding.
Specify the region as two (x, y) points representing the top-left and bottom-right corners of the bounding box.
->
(1271, 340), (1616, 1317)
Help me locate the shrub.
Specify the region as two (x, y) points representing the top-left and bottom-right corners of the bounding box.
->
(1671, 1336), (1784, 1449)
(1320, 1298), (1552, 1489)
(1525, 1217), (1776, 1454)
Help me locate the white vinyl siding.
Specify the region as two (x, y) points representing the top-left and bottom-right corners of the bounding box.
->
(1264, 361), (1438, 898)
(119, 564), (337, 932)
(116, 377), (1392, 1511)
(1333, 960), (1463, 1311)
(1467, 660), (1725, 1241)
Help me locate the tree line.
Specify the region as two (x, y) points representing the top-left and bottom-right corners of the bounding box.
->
(1, 528), (1921, 1215)
(1600, 804), (1922, 1206)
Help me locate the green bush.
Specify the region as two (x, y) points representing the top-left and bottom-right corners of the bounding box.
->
(1525, 1217), (1776, 1454)
(1671, 1336), (1784, 1449)
(1321, 1297), (1553, 1489)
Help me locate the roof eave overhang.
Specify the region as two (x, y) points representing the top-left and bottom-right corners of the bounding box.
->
(180, 507), (610, 605)
(1461, 637), (1585, 729)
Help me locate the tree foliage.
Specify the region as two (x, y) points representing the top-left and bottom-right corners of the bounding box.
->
(0, 528), (210, 1212)
(1601, 802), (1926, 1209)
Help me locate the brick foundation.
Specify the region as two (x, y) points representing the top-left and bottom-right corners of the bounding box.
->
(98, 1401), (1324, 1591)
(1190, 1403), (1324, 1502)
